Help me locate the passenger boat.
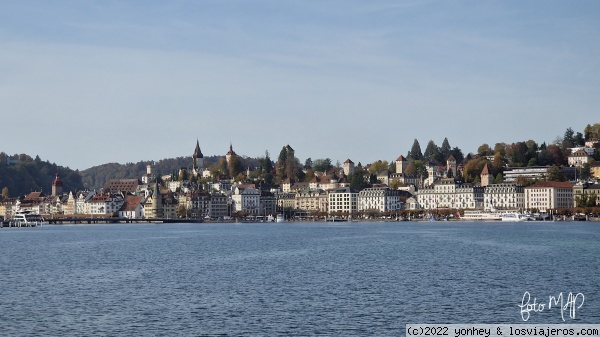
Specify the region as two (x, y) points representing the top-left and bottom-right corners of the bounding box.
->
(276, 214), (285, 223)
(461, 210), (504, 221)
(7, 211), (47, 227)
(501, 212), (534, 222)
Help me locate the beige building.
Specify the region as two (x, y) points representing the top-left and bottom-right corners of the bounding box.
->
(572, 183), (600, 207)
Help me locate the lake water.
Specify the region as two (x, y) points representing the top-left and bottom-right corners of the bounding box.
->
(1, 221), (599, 336)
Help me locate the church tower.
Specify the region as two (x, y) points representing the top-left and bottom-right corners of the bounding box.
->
(52, 172), (63, 196)
(226, 143), (235, 165)
(193, 139), (204, 171)
(149, 180), (163, 218)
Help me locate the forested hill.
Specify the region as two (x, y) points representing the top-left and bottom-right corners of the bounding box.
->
(0, 153), (84, 198)
(80, 155), (224, 190)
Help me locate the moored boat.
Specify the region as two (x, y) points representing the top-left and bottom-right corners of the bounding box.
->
(501, 212), (534, 222)
(7, 210), (47, 227)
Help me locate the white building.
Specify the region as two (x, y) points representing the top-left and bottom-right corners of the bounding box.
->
(231, 186), (261, 215)
(358, 187), (402, 213)
(484, 183), (525, 211)
(417, 179), (484, 210)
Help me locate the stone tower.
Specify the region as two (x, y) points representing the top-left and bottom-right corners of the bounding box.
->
(481, 163), (493, 187)
(52, 172), (63, 196)
(343, 159), (355, 176)
(447, 155), (457, 178)
(395, 155), (407, 174)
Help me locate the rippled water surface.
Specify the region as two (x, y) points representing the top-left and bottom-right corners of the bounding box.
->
(1, 222), (599, 336)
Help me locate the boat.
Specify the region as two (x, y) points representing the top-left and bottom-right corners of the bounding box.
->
(276, 214), (285, 223)
(461, 210), (504, 221)
(7, 210), (47, 227)
(501, 212), (534, 222)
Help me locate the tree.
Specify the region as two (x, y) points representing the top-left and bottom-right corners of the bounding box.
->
(2, 187), (8, 198)
(312, 158), (332, 173)
(573, 132), (585, 146)
(349, 165), (369, 190)
(408, 139), (423, 161)
(404, 162), (417, 175)
(304, 158), (313, 170)
(547, 145), (566, 166)
(462, 158), (488, 183)
(507, 142), (529, 166)
(580, 163), (592, 181)
(423, 140), (439, 163)
(450, 147), (464, 164)
(584, 123), (600, 140)
(228, 154), (244, 179)
(275, 146), (288, 181)
(368, 160), (388, 175)
(176, 204), (188, 218)
(546, 165), (566, 182)
(494, 143), (507, 156)
(440, 138), (451, 160)
(477, 144), (492, 156)
(562, 127), (575, 149)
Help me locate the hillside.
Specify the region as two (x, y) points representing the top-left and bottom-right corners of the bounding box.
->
(0, 153), (84, 197)
(80, 155), (260, 190)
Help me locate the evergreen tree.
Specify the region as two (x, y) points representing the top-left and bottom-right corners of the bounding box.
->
(440, 137), (451, 159)
(409, 139), (423, 161)
(423, 140), (439, 163)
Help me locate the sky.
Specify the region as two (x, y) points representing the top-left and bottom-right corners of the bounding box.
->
(1, 1), (599, 170)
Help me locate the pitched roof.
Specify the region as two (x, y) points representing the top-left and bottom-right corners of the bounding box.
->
(103, 179), (139, 194)
(396, 155), (406, 161)
(119, 195), (143, 212)
(481, 163), (490, 175)
(193, 140), (203, 158)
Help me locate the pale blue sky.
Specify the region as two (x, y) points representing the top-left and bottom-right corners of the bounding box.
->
(1, 1), (599, 170)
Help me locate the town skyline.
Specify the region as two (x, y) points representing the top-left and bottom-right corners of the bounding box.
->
(2, 1), (599, 170)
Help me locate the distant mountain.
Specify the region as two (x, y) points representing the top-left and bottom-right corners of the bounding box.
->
(0, 153), (84, 197)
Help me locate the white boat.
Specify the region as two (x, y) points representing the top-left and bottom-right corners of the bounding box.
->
(8, 211), (47, 227)
(461, 210), (504, 221)
(276, 214), (285, 223)
(501, 212), (534, 222)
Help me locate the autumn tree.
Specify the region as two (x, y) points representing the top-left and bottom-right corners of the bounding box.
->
(228, 154), (244, 179)
(368, 160), (389, 175)
(462, 158), (488, 183)
(584, 123), (600, 140)
(477, 144), (492, 156)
